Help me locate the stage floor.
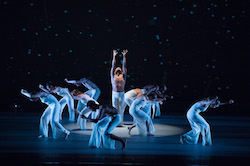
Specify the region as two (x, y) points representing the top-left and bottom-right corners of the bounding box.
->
(0, 112), (250, 165)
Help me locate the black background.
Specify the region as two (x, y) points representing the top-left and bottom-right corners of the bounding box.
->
(1, 0), (249, 115)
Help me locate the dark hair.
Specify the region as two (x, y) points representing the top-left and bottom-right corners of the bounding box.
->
(146, 91), (158, 100)
(87, 100), (99, 110)
(71, 89), (82, 96)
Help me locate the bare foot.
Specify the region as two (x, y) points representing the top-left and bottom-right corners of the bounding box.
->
(64, 131), (70, 139)
(38, 135), (45, 139)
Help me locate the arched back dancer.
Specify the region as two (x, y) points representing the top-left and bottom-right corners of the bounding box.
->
(21, 85), (70, 139)
(180, 97), (234, 146)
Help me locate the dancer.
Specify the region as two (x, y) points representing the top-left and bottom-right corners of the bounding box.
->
(46, 84), (75, 121)
(128, 90), (167, 136)
(70, 88), (99, 130)
(65, 78), (101, 128)
(111, 49), (128, 126)
(180, 97), (234, 146)
(125, 85), (170, 118)
(81, 101), (126, 149)
(21, 86), (70, 139)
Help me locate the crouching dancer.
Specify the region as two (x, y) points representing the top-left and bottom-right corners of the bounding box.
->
(81, 101), (126, 149)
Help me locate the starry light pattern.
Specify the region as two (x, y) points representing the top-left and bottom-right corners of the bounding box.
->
(1, 0), (249, 112)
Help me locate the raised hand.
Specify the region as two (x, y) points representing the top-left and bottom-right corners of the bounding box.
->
(121, 49), (128, 56)
(113, 49), (118, 57)
(39, 84), (44, 89)
(21, 89), (27, 94)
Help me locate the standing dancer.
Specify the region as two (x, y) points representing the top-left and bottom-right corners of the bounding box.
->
(128, 90), (167, 136)
(46, 84), (75, 122)
(81, 101), (126, 149)
(111, 49), (128, 126)
(70, 89), (99, 130)
(180, 97), (234, 146)
(21, 86), (70, 139)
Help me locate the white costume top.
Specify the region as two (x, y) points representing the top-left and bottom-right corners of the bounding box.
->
(56, 88), (70, 97)
(40, 94), (58, 105)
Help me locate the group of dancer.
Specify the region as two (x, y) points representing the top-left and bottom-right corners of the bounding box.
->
(21, 49), (234, 149)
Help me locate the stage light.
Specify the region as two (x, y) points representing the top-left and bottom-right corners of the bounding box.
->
(156, 35), (160, 40)
(64, 122), (185, 138)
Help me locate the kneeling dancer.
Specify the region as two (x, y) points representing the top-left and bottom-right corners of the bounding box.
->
(81, 101), (126, 149)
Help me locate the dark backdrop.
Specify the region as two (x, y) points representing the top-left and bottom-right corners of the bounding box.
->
(1, 0), (249, 115)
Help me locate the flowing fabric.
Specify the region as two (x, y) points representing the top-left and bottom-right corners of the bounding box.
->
(112, 91), (126, 125)
(182, 102), (212, 145)
(77, 88), (101, 129)
(129, 99), (155, 135)
(40, 94), (69, 139)
(89, 114), (121, 149)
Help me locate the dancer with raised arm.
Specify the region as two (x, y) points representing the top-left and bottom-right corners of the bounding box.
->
(180, 97), (234, 146)
(111, 49), (128, 126)
(46, 84), (75, 121)
(128, 89), (167, 136)
(70, 88), (99, 130)
(81, 101), (126, 149)
(21, 86), (70, 139)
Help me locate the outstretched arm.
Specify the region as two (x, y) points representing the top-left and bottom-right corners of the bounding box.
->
(121, 49), (128, 78)
(39, 84), (50, 93)
(81, 79), (98, 90)
(21, 89), (47, 98)
(219, 99), (234, 106)
(65, 78), (82, 87)
(110, 49), (118, 80)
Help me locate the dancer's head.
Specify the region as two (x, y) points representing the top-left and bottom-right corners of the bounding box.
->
(144, 91), (165, 104)
(201, 96), (220, 108)
(115, 67), (122, 76)
(87, 100), (100, 111)
(71, 89), (82, 96)
(210, 96), (220, 108)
